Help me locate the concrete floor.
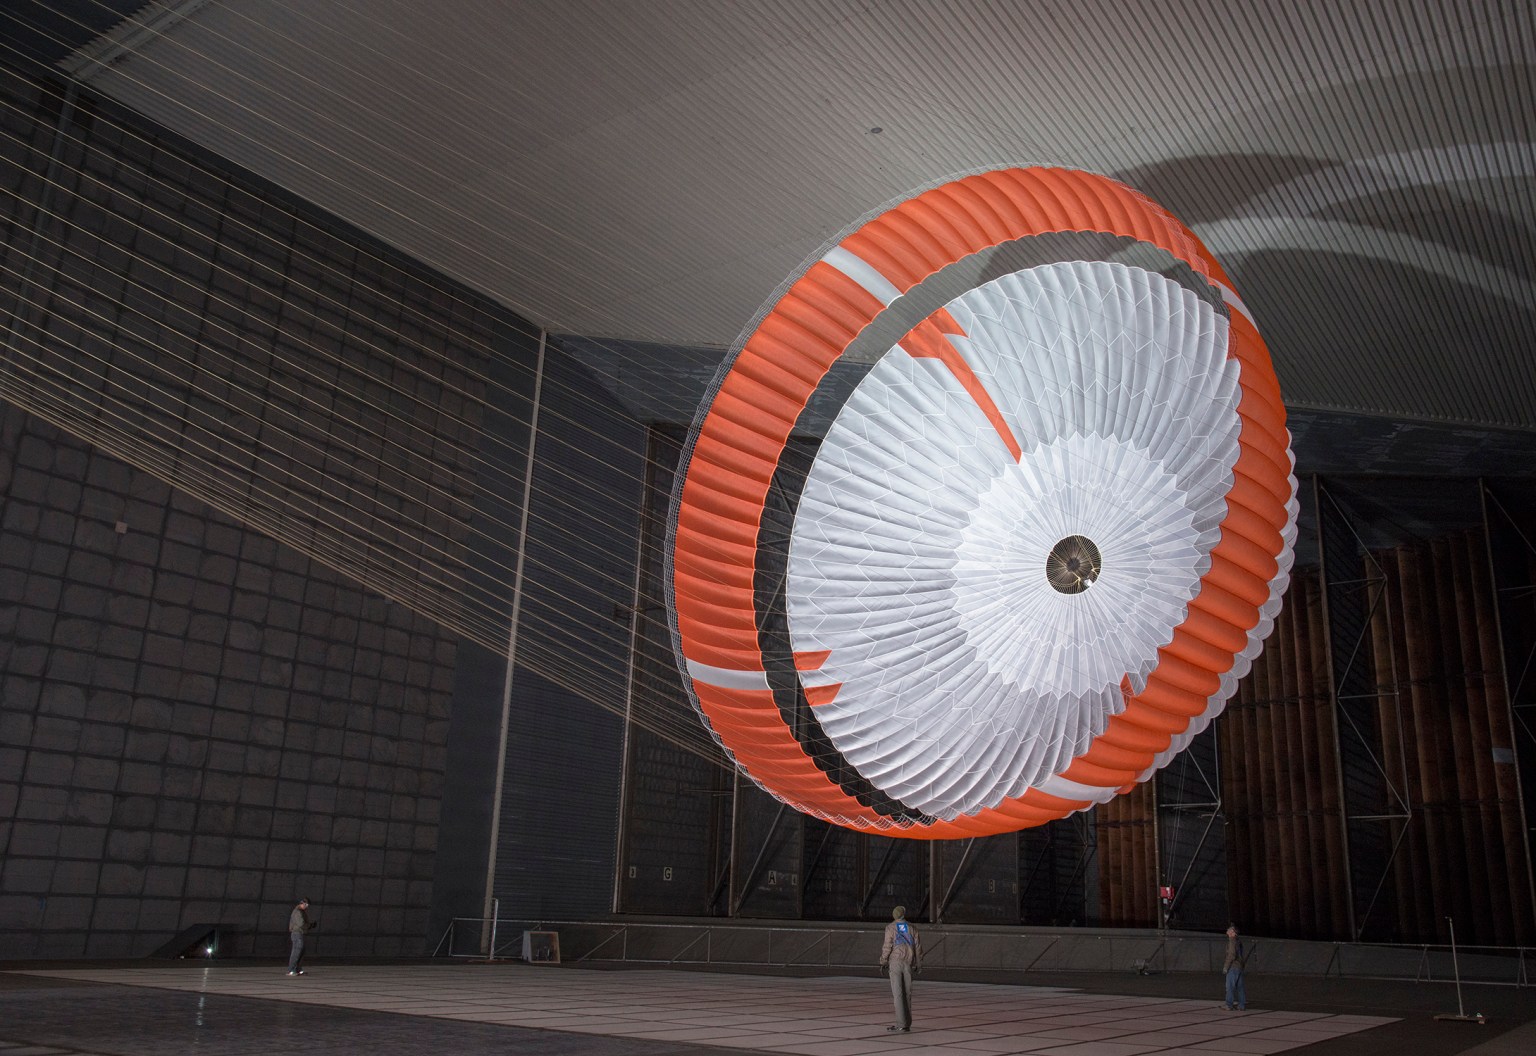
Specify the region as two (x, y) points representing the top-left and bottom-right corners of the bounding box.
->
(1, 960), (1530, 1056)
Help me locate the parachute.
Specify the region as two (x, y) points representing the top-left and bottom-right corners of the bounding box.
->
(667, 167), (1297, 837)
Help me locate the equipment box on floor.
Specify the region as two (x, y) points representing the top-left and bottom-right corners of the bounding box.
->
(522, 930), (559, 964)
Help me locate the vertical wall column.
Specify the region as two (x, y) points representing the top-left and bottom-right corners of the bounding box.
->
(1315, 479), (1402, 941)
(1097, 782), (1156, 927)
(1370, 529), (1536, 945)
(728, 788), (803, 918)
(1219, 560), (1350, 939)
(482, 333), (544, 936)
(931, 833), (1021, 924)
(1155, 721), (1227, 932)
(1479, 482), (1536, 942)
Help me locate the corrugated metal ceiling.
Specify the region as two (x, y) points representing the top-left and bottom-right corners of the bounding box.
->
(57, 0), (1536, 431)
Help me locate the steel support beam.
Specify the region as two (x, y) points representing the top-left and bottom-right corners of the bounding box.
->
(1480, 480), (1536, 938)
(1315, 478), (1411, 940)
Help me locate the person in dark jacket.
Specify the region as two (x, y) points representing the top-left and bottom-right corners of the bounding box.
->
(879, 906), (922, 1032)
(287, 898), (312, 976)
(1222, 923), (1247, 1010)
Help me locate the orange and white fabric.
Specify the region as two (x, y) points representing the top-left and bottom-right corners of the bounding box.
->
(667, 167), (1297, 837)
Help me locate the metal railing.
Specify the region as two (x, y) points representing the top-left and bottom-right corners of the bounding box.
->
(433, 898), (519, 961)
(429, 917), (1532, 986)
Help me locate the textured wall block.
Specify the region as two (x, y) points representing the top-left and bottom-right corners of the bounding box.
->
(227, 619), (262, 649)
(91, 658), (138, 692)
(131, 664), (180, 698)
(89, 898), (142, 930)
(50, 816), (105, 858)
(31, 716), (83, 750)
(176, 673), (218, 704)
(135, 898), (183, 931)
(97, 625), (145, 658)
(50, 618), (99, 651)
(239, 776), (277, 807)
(169, 703), (214, 738)
(17, 775), (71, 812)
(2, 538), (36, 573)
(60, 567), (111, 606)
(110, 795), (158, 827)
(247, 716), (286, 748)
(230, 591), (268, 623)
(23, 574), (63, 611)
(107, 563), (154, 597)
(71, 520), (119, 555)
(128, 697), (173, 729)
(15, 437), (53, 471)
(38, 932), (86, 958)
(50, 861), (102, 895)
(198, 555), (236, 586)
(45, 479), (81, 512)
(272, 781), (306, 811)
(163, 513), (204, 546)
(37, 898), (93, 934)
(105, 828), (152, 864)
(220, 650), (263, 682)
(162, 732), (208, 767)
(1, 501), (41, 535)
(124, 730), (169, 763)
(242, 747), (281, 778)
(65, 790), (114, 825)
(2, 858), (55, 892)
(159, 766), (202, 799)
(99, 863), (146, 896)
(51, 447), (87, 482)
(155, 574), (198, 609)
(37, 510), (75, 545)
(28, 542), (69, 576)
(141, 634), (184, 668)
(151, 832), (191, 861)
(191, 583), (231, 613)
(203, 739), (245, 773)
(180, 643), (223, 676)
(9, 644), (50, 677)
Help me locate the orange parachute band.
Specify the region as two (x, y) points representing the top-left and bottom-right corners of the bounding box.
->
(667, 167), (1297, 838)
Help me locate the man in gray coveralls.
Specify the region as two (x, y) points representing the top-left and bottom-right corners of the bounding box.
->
(879, 906), (922, 1032)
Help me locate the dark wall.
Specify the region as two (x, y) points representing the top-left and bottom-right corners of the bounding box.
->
(427, 324), (536, 940)
(483, 337), (648, 921)
(1155, 723), (1229, 933)
(618, 722), (731, 916)
(1221, 479), (1536, 946)
(428, 637), (506, 943)
(494, 666), (623, 919)
(0, 65), (515, 957)
(935, 834), (1020, 925)
(0, 403), (456, 957)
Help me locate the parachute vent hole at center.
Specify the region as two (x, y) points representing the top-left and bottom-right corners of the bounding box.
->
(1047, 535), (1102, 594)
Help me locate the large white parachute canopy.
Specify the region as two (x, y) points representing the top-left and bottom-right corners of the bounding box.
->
(668, 167), (1298, 838)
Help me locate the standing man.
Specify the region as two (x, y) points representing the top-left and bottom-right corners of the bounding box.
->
(1222, 923), (1247, 1011)
(287, 898), (312, 976)
(879, 906), (922, 1033)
